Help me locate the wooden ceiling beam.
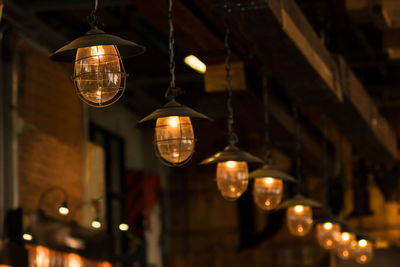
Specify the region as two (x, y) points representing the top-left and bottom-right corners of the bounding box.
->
(202, 0), (397, 161)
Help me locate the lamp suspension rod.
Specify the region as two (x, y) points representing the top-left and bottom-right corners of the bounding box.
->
(321, 114), (330, 211)
(293, 104), (302, 193)
(88, 0), (100, 28)
(165, 0), (179, 100)
(224, 24), (238, 146)
(262, 74), (271, 163)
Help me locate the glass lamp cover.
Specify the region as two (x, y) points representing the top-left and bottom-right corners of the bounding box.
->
(253, 177), (283, 210)
(316, 222), (341, 250)
(216, 161), (248, 200)
(337, 232), (357, 260)
(286, 205), (313, 236)
(155, 116), (194, 164)
(354, 239), (374, 264)
(75, 45), (122, 105)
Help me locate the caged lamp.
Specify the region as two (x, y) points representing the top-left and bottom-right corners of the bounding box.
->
(200, 26), (262, 200)
(249, 76), (296, 211)
(280, 194), (322, 237)
(50, 0), (146, 107)
(354, 239), (374, 264)
(336, 231), (357, 260)
(138, 0), (209, 166)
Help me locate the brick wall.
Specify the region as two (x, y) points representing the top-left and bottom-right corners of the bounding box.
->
(17, 40), (84, 221)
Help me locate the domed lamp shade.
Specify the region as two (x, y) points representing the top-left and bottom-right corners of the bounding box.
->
(139, 99), (210, 166)
(337, 232), (357, 260)
(50, 27), (146, 107)
(279, 194), (322, 237)
(315, 220), (341, 250)
(354, 239), (374, 264)
(201, 145), (263, 201)
(249, 164), (296, 211)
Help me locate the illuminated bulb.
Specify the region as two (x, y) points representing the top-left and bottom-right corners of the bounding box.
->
(354, 239), (374, 264)
(337, 232), (357, 260)
(286, 205), (313, 236)
(253, 177), (283, 210)
(58, 206), (69, 215)
(216, 161), (248, 200)
(23, 233), (33, 241)
(155, 116), (194, 165)
(91, 219), (102, 229)
(184, 55), (206, 74)
(316, 222), (341, 250)
(74, 45), (123, 106)
(119, 223), (129, 231)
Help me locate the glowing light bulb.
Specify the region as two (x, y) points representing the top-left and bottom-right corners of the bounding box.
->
(337, 232), (357, 260)
(74, 45), (123, 106)
(253, 177), (283, 211)
(354, 239), (374, 264)
(216, 161), (248, 200)
(316, 222), (341, 250)
(23, 233), (33, 241)
(58, 206), (69, 215)
(184, 55), (206, 74)
(286, 205), (313, 236)
(119, 223), (129, 231)
(155, 116), (194, 165)
(91, 219), (102, 229)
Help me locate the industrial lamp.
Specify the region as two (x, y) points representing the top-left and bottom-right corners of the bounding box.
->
(200, 26), (262, 200)
(354, 239), (374, 264)
(336, 231), (357, 260)
(249, 76), (296, 210)
(50, 0), (146, 107)
(279, 106), (322, 236)
(280, 194), (322, 236)
(315, 218), (342, 250)
(138, 0), (209, 166)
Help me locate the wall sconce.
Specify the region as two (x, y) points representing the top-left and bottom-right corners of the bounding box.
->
(38, 187), (69, 216)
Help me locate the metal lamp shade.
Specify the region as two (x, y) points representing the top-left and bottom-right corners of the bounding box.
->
(138, 99), (210, 124)
(50, 27), (146, 62)
(279, 194), (323, 209)
(249, 164), (296, 182)
(200, 145), (263, 165)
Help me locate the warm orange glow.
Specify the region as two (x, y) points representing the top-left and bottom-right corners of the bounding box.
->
(294, 205), (304, 213)
(68, 254), (82, 267)
(286, 205), (313, 237)
(155, 116), (194, 164)
(217, 161), (248, 200)
(355, 239), (374, 264)
(358, 239), (367, 247)
(74, 45), (122, 106)
(337, 232), (357, 260)
(253, 177), (283, 211)
(316, 222), (341, 250)
(184, 55), (206, 74)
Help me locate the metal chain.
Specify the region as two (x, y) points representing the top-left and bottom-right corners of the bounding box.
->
(321, 114), (330, 212)
(263, 74), (271, 163)
(88, 0), (100, 28)
(225, 25), (238, 146)
(165, 0), (179, 101)
(293, 105), (303, 193)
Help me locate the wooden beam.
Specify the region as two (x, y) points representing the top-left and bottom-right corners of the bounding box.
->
(204, 0), (397, 161)
(205, 61), (246, 93)
(383, 29), (400, 59)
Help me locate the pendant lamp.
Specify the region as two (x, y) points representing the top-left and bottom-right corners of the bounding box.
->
(315, 115), (342, 250)
(201, 26), (262, 201)
(249, 76), (295, 211)
(279, 105), (322, 236)
(50, 0), (146, 107)
(138, 0), (210, 167)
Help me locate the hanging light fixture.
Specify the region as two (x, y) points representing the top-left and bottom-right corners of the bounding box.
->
(249, 75), (295, 210)
(138, 0), (209, 167)
(336, 231), (357, 260)
(279, 105), (322, 236)
(354, 238), (374, 264)
(50, 0), (146, 107)
(315, 114), (342, 250)
(200, 26), (262, 201)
